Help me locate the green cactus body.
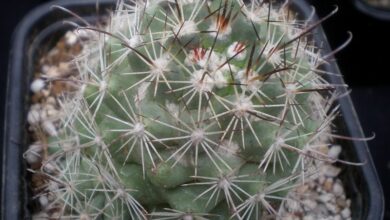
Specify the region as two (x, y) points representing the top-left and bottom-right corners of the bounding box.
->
(44, 0), (338, 219)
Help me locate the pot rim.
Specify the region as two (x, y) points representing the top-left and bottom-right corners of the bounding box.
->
(354, 0), (390, 20)
(1, 0), (384, 219)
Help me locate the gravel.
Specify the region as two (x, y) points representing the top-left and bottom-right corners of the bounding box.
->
(280, 145), (352, 220)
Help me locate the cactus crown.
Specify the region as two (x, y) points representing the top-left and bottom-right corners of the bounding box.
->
(39, 0), (342, 219)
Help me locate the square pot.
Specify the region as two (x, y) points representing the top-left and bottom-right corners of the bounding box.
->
(1, 0), (384, 219)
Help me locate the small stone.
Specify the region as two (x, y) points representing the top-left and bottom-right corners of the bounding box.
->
(30, 78), (45, 93)
(303, 215), (315, 220)
(318, 144), (329, 155)
(333, 215), (342, 220)
(333, 182), (344, 197)
(46, 97), (56, 105)
(24, 143), (42, 164)
(43, 162), (56, 174)
(47, 181), (59, 191)
(322, 165), (341, 177)
(341, 208), (351, 218)
(323, 178), (334, 192)
(302, 199), (317, 210)
(309, 180), (316, 189)
(325, 202), (340, 214)
(336, 197), (347, 208)
(42, 120), (58, 136)
(316, 204), (331, 216)
(47, 192), (56, 202)
(296, 184), (309, 194)
(319, 193), (334, 203)
(47, 48), (59, 57)
(286, 199), (302, 212)
(45, 103), (55, 111)
(65, 31), (78, 45)
(282, 214), (300, 220)
(41, 65), (49, 74)
(46, 107), (59, 118)
(319, 176), (326, 185)
(38, 195), (48, 207)
(328, 145), (342, 159)
(40, 109), (48, 121)
(45, 66), (60, 78)
(27, 109), (41, 125)
(50, 211), (62, 219)
(41, 89), (50, 97)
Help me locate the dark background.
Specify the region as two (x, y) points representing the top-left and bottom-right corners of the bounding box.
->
(0, 0), (389, 218)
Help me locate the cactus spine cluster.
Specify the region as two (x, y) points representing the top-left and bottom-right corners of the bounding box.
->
(39, 0), (342, 219)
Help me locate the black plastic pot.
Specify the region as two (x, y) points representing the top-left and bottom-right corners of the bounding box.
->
(354, 0), (390, 20)
(1, 0), (384, 219)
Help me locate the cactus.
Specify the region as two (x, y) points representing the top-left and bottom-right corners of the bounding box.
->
(33, 0), (345, 219)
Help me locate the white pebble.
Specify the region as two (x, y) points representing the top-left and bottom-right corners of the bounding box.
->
(38, 195), (48, 207)
(43, 162), (56, 174)
(47, 181), (59, 191)
(30, 78), (45, 93)
(41, 89), (50, 97)
(65, 31), (78, 45)
(303, 215), (315, 220)
(319, 176), (326, 184)
(334, 215), (342, 220)
(47, 108), (59, 118)
(322, 165), (341, 177)
(328, 145), (342, 159)
(47, 192), (56, 202)
(333, 182), (344, 196)
(302, 199), (317, 210)
(325, 202), (340, 214)
(341, 208), (351, 218)
(286, 199), (302, 212)
(42, 121), (58, 136)
(41, 65), (50, 74)
(46, 97), (56, 105)
(39, 110), (48, 121)
(50, 211), (62, 219)
(317, 205), (331, 216)
(319, 193), (334, 203)
(45, 66), (60, 78)
(24, 143), (42, 164)
(27, 109), (41, 125)
(282, 214), (297, 220)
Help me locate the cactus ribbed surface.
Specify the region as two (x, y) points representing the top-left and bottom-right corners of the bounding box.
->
(42, 0), (341, 219)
